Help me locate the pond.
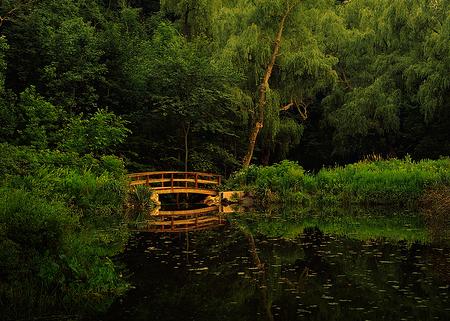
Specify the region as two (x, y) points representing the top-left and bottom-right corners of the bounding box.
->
(97, 207), (450, 321)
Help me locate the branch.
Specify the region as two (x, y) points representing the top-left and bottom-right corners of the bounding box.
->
(280, 102), (295, 111)
(296, 101), (310, 121)
(339, 67), (353, 90)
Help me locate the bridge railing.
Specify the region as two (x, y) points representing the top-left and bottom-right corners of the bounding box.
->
(127, 171), (222, 190)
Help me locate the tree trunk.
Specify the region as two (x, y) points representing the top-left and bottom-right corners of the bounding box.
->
(242, 5), (294, 168)
(261, 147), (271, 166)
(183, 5), (191, 38)
(183, 122), (191, 172)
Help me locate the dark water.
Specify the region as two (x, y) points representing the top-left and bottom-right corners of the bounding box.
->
(98, 209), (450, 321)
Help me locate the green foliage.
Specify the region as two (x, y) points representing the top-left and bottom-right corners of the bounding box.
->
(3, 0), (107, 111)
(59, 109), (130, 155)
(15, 86), (64, 148)
(0, 86), (130, 155)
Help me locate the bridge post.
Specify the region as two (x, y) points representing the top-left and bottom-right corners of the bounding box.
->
(161, 173), (164, 188)
(171, 173), (174, 192)
(195, 173), (198, 188)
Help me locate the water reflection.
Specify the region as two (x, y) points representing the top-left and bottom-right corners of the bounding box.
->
(132, 205), (243, 233)
(98, 207), (450, 321)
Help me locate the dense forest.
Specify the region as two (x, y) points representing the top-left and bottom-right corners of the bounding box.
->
(1, 0), (449, 173)
(0, 0), (449, 319)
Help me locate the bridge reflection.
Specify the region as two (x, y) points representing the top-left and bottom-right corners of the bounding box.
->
(134, 205), (240, 233)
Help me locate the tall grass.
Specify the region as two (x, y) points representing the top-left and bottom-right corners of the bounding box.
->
(226, 157), (450, 207)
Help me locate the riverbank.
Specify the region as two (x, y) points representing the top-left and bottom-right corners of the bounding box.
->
(225, 158), (450, 208)
(0, 143), (131, 320)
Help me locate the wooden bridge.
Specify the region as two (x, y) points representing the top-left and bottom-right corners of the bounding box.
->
(128, 171), (224, 233)
(128, 171), (221, 196)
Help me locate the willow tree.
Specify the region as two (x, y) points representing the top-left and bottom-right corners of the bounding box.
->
(323, 0), (450, 157)
(212, 0), (338, 167)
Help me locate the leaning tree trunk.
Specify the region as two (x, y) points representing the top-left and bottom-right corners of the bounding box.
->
(242, 5), (294, 168)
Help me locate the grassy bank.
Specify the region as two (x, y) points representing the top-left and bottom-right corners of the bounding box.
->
(0, 143), (130, 320)
(226, 158), (450, 207)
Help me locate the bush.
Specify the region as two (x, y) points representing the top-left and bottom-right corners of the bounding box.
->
(0, 143), (130, 320)
(226, 160), (307, 205)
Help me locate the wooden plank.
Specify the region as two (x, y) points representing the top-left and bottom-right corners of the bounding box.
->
(127, 171), (221, 179)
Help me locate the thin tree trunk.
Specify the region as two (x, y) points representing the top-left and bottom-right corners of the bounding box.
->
(242, 5), (295, 168)
(261, 147), (271, 166)
(183, 5), (191, 38)
(183, 122), (190, 172)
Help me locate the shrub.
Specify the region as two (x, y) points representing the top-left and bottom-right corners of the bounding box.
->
(226, 160), (306, 205)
